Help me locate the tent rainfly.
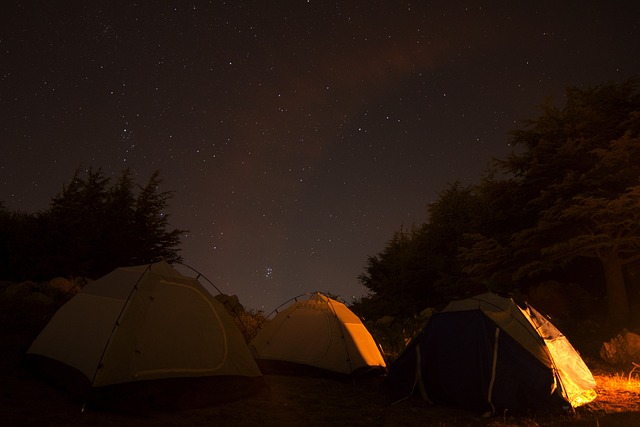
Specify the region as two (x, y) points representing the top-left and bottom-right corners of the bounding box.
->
(25, 261), (264, 410)
(250, 292), (386, 376)
(385, 292), (597, 415)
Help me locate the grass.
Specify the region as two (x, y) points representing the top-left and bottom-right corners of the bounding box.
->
(598, 371), (640, 390)
(588, 371), (640, 413)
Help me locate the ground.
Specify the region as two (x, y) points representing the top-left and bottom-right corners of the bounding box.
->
(1, 331), (639, 427)
(1, 284), (639, 426)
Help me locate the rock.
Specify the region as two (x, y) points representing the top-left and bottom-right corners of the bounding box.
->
(28, 292), (54, 306)
(49, 277), (79, 294)
(600, 329), (640, 366)
(375, 315), (395, 328)
(419, 308), (434, 319)
(4, 282), (35, 298)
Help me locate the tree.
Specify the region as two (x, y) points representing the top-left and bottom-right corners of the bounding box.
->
(0, 205), (42, 280)
(357, 77), (640, 324)
(420, 182), (488, 299)
(45, 167), (111, 277)
(0, 168), (186, 281)
(358, 182), (490, 316)
(131, 171), (184, 265)
(501, 78), (640, 325)
(99, 169), (137, 269)
(458, 172), (541, 291)
(358, 226), (427, 316)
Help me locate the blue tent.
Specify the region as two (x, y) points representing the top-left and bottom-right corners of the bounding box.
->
(385, 293), (596, 415)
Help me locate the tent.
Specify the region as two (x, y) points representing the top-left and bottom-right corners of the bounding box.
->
(249, 292), (386, 376)
(25, 261), (264, 410)
(385, 292), (597, 415)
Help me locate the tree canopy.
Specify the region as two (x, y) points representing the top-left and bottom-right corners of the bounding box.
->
(358, 77), (640, 326)
(0, 168), (185, 281)
(504, 79), (640, 325)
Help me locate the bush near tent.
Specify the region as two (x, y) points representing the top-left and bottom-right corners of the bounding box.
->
(24, 261), (265, 411)
(250, 292), (387, 378)
(213, 293), (266, 344)
(385, 292), (597, 415)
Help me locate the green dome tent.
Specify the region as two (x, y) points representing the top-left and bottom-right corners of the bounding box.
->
(25, 261), (264, 410)
(385, 292), (596, 415)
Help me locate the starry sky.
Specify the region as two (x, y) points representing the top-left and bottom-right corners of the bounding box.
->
(2, 1), (639, 312)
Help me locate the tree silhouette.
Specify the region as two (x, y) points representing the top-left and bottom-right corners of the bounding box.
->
(491, 78), (640, 325)
(131, 171), (184, 265)
(0, 168), (185, 281)
(358, 182), (490, 314)
(358, 77), (640, 325)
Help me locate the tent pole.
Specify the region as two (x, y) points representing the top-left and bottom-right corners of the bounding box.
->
(88, 263), (152, 389)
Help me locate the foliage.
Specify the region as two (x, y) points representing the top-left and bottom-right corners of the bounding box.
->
(232, 308), (267, 344)
(0, 208), (41, 280)
(357, 181), (501, 316)
(505, 79), (640, 325)
(358, 77), (640, 325)
(363, 315), (428, 363)
(0, 168), (185, 281)
(357, 226), (427, 316)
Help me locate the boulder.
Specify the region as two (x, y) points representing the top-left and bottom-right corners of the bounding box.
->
(600, 329), (640, 366)
(4, 281), (36, 298)
(419, 308), (434, 319)
(49, 277), (79, 294)
(28, 291), (54, 306)
(375, 315), (395, 328)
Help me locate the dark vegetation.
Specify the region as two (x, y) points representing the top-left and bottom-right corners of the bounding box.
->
(353, 77), (640, 338)
(0, 168), (184, 281)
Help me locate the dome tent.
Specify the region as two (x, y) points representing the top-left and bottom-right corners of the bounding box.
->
(385, 292), (596, 415)
(250, 292), (386, 377)
(25, 261), (264, 410)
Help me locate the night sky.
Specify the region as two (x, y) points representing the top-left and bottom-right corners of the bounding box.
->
(2, 1), (639, 312)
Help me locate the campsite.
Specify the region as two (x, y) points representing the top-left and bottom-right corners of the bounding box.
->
(2, 266), (640, 427)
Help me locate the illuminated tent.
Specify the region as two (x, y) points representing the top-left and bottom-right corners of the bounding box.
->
(249, 292), (386, 376)
(385, 292), (596, 415)
(26, 261), (264, 410)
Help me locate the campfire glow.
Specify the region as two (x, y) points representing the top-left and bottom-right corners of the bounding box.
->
(594, 372), (640, 404)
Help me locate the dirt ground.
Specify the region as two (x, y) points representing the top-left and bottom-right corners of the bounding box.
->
(1, 332), (639, 427)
